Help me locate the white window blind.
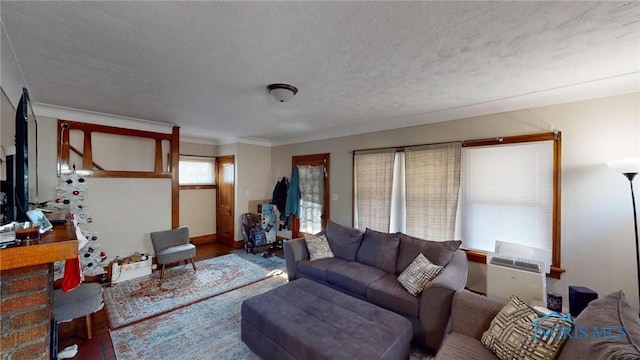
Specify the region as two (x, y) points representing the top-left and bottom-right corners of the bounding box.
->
(179, 156), (216, 185)
(461, 141), (553, 260)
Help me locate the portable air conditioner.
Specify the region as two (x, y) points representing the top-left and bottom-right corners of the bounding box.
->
(486, 253), (546, 305)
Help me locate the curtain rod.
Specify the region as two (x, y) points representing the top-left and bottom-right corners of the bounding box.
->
(351, 131), (559, 155)
(351, 141), (462, 155)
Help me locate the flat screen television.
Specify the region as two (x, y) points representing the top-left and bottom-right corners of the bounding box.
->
(3, 88), (30, 223)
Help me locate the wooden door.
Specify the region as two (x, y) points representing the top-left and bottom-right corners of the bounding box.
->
(216, 155), (235, 247)
(291, 153), (330, 239)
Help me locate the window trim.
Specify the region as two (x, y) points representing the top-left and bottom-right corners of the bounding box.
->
(462, 132), (563, 279)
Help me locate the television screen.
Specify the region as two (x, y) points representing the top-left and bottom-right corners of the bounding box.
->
(14, 88), (29, 222)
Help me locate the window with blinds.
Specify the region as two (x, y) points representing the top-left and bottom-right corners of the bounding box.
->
(461, 140), (554, 264)
(179, 156), (216, 185)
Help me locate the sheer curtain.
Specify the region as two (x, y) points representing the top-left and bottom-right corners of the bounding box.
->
(354, 149), (395, 232)
(297, 165), (324, 234)
(404, 143), (461, 240)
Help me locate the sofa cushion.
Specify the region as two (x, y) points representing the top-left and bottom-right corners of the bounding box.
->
(557, 290), (640, 360)
(396, 233), (461, 273)
(326, 261), (387, 296)
(481, 295), (572, 360)
(356, 228), (401, 273)
(297, 257), (346, 282)
(325, 220), (363, 261)
(397, 253), (443, 296)
(436, 332), (499, 360)
(305, 233), (335, 261)
(366, 274), (420, 318)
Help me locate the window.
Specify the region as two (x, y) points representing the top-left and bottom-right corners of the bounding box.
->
(352, 132), (562, 278)
(179, 156), (216, 186)
(462, 141), (553, 260)
(353, 143), (461, 239)
(461, 133), (562, 277)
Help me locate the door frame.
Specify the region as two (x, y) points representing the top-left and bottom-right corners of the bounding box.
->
(291, 153), (330, 238)
(216, 155), (238, 247)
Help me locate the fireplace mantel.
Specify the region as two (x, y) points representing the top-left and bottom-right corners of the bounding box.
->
(0, 223), (78, 270)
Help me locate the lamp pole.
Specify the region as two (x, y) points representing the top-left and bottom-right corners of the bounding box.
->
(623, 172), (639, 316)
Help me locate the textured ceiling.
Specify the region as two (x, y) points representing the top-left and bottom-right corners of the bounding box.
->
(1, 1), (639, 145)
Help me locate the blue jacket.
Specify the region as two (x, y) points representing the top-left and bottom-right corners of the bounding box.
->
(285, 167), (300, 217)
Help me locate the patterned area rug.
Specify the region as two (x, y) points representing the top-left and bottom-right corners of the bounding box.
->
(110, 274), (434, 359)
(111, 275), (287, 359)
(103, 253), (284, 329)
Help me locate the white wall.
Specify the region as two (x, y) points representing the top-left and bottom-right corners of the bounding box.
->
(3, 99), (174, 257)
(218, 142), (274, 241)
(0, 89), (15, 181)
(271, 92), (640, 311)
(233, 143), (272, 241)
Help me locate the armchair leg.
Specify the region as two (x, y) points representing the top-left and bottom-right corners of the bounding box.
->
(190, 258), (197, 271)
(85, 314), (93, 339)
(160, 264), (166, 279)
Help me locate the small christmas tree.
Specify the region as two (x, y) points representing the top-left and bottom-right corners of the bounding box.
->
(52, 173), (107, 278)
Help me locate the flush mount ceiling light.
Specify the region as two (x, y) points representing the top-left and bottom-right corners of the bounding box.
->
(267, 83), (298, 103)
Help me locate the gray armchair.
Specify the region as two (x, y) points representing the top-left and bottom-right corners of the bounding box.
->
(150, 225), (196, 279)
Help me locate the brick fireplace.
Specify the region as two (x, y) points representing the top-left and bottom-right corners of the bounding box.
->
(0, 263), (54, 359)
(0, 224), (78, 360)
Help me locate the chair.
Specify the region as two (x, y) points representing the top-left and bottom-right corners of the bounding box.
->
(150, 225), (196, 279)
(53, 282), (103, 339)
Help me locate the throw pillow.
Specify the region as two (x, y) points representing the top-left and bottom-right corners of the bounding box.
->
(356, 228), (401, 273)
(396, 233), (461, 273)
(305, 233), (335, 261)
(324, 220), (363, 261)
(481, 295), (573, 360)
(397, 253), (443, 296)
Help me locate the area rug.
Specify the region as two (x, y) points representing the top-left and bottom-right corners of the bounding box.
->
(110, 274), (434, 360)
(103, 253), (284, 329)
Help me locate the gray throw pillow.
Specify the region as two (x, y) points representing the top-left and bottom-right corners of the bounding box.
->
(305, 233), (335, 261)
(396, 233), (461, 273)
(324, 220), (363, 261)
(356, 228), (400, 273)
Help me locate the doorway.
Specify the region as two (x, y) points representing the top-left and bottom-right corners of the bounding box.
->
(291, 153), (330, 238)
(216, 155), (236, 247)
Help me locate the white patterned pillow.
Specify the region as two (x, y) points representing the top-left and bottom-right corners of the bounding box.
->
(481, 295), (573, 360)
(305, 234), (335, 261)
(397, 253), (443, 296)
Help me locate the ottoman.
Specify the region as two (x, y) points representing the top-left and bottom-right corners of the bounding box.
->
(241, 278), (413, 360)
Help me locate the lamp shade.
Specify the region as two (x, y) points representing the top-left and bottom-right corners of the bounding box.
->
(607, 158), (640, 174)
(267, 83), (298, 103)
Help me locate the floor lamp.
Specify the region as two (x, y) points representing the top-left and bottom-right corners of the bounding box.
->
(607, 158), (640, 315)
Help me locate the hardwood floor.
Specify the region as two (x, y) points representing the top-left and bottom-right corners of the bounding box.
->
(57, 242), (234, 360)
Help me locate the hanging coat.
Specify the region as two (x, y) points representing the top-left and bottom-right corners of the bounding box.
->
(271, 177), (289, 214)
(285, 167), (300, 217)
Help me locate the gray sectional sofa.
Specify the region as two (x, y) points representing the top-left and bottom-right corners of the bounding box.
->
(436, 289), (640, 360)
(284, 221), (468, 351)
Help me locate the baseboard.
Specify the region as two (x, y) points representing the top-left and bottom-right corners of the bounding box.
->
(190, 234), (216, 245)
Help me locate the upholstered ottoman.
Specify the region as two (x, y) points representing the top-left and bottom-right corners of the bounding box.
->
(241, 278), (413, 360)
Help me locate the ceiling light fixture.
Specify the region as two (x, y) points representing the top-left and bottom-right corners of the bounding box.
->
(267, 83), (298, 103)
